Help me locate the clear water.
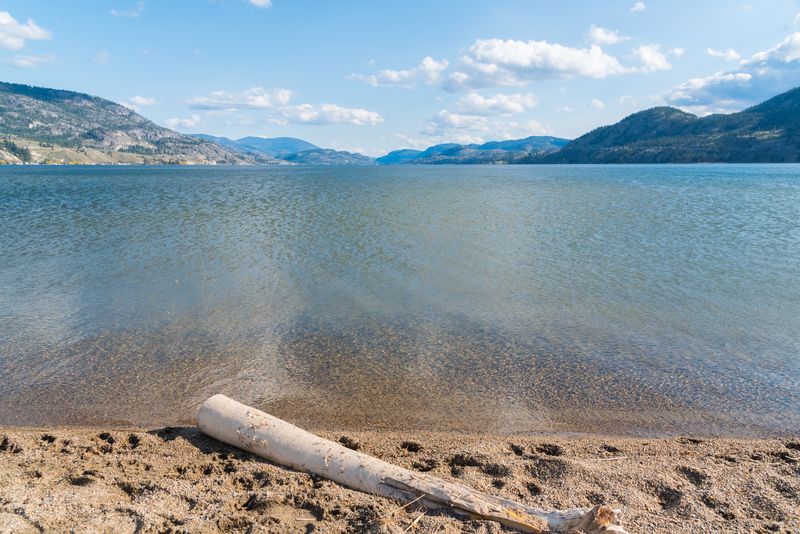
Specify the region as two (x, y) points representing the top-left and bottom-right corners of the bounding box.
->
(1, 164), (798, 436)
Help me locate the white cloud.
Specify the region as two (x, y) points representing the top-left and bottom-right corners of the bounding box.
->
(666, 32), (800, 114)
(423, 109), (550, 144)
(590, 98), (605, 109)
(633, 44), (672, 72)
(457, 92), (538, 115)
(630, 1), (646, 13)
(350, 56), (449, 88)
(272, 103), (383, 126)
(425, 111), (488, 136)
(129, 95), (156, 106)
(94, 51), (110, 64)
(356, 31), (695, 94)
(247, 0), (272, 6)
(110, 1), (145, 18)
(406, 119), (552, 147)
(123, 95), (157, 111)
(355, 38), (633, 93)
(165, 114), (201, 130)
(3, 53), (54, 68)
(394, 133), (434, 150)
(588, 25), (629, 45)
(188, 87), (294, 110)
(707, 47), (741, 61)
(0, 11), (51, 50)
(444, 38), (630, 90)
(186, 86), (380, 127)
(556, 106), (573, 112)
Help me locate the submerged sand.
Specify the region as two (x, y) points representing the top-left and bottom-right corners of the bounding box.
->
(1, 427), (798, 533)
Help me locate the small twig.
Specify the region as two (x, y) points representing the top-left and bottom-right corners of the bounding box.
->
(404, 511), (426, 532)
(389, 494), (425, 515)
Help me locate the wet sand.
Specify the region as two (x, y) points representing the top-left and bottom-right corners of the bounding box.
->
(1, 426), (798, 533)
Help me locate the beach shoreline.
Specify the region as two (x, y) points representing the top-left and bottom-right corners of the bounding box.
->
(1, 426), (798, 533)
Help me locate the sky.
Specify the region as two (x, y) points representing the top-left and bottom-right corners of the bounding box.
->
(1, 0), (800, 155)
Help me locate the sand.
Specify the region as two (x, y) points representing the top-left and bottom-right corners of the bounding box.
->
(1, 426), (799, 533)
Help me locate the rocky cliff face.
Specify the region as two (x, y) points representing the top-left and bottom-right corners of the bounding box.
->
(0, 82), (257, 164)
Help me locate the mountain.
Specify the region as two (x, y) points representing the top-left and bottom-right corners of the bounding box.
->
(236, 136), (320, 157)
(377, 136), (570, 164)
(376, 149), (422, 165)
(191, 134), (375, 164)
(0, 82), (252, 164)
(186, 134), (280, 163)
(281, 148), (375, 165)
(541, 87), (800, 163)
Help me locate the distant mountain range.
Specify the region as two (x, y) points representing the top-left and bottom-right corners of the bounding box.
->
(2, 80), (800, 165)
(377, 136), (569, 164)
(188, 135), (373, 164)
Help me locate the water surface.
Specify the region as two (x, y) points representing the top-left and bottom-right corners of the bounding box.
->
(1, 164), (798, 436)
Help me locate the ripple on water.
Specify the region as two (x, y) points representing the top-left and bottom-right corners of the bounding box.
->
(0, 164), (799, 435)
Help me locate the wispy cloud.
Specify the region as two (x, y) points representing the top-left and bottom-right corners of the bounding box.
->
(188, 87), (294, 110)
(122, 95), (157, 111)
(3, 53), (55, 68)
(0, 11), (51, 50)
(630, 1), (646, 13)
(666, 32), (800, 114)
(94, 51), (110, 64)
(270, 103), (383, 126)
(187, 86), (381, 127)
(588, 25), (630, 45)
(110, 1), (145, 18)
(707, 47), (741, 61)
(590, 98), (605, 109)
(349, 57), (449, 88)
(457, 92), (538, 115)
(247, 0), (272, 8)
(422, 109), (550, 145)
(165, 114), (201, 130)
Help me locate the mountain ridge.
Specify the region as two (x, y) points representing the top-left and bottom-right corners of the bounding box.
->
(539, 87), (800, 163)
(377, 136), (570, 164)
(3, 80), (800, 165)
(0, 81), (253, 164)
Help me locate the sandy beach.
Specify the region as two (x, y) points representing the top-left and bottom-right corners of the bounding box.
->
(1, 426), (798, 533)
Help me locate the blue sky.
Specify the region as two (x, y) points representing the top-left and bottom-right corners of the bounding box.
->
(1, 0), (799, 155)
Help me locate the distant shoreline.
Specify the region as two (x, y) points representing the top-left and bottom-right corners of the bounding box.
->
(4, 161), (800, 166)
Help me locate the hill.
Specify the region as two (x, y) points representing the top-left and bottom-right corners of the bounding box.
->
(541, 87), (800, 163)
(190, 135), (374, 164)
(0, 82), (253, 164)
(236, 136), (320, 157)
(281, 148), (375, 165)
(377, 136), (570, 164)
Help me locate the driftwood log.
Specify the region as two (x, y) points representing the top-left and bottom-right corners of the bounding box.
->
(196, 394), (628, 533)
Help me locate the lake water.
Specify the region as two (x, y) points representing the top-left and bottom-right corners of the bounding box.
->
(1, 164), (798, 436)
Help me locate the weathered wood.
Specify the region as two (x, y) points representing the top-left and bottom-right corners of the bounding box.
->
(196, 394), (628, 533)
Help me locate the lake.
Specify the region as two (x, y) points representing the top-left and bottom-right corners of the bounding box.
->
(1, 164), (798, 436)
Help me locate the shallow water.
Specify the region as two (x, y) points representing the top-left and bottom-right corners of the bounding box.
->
(1, 164), (798, 436)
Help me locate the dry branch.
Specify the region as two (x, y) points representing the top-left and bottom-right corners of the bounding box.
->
(196, 394), (628, 533)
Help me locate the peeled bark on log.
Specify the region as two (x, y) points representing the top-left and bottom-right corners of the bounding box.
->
(196, 394), (628, 533)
